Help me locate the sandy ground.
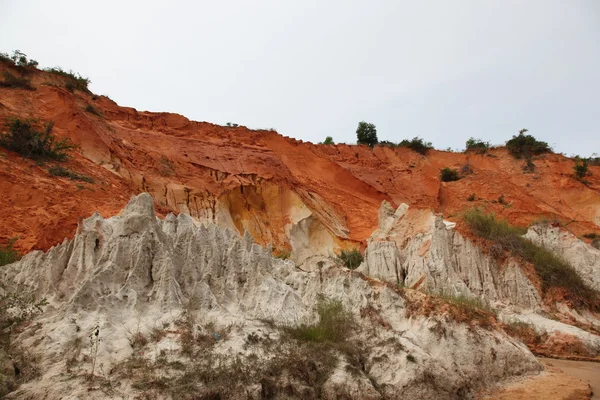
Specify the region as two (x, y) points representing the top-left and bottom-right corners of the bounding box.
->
(545, 358), (600, 400)
(482, 358), (596, 400)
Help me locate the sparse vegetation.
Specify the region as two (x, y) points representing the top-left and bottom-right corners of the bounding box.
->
(467, 193), (476, 202)
(225, 122), (239, 128)
(497, 194), (507, 205)
(583, 233), (598, 240)
(0, 118), (76, 161)
(322, 136), (334, 145)
(465, 138), (490, 153)
(158, 157), (175, 176)
(109, 300), (359, 399)
(398, 137), (433, 155)
(574, 159), (589, 180)
(506, 129), (551, 159)
(503, 319), (546, 347)
(44, 67), (90, 92)
(440, 167), (460, 182)
(464, 208), (598, 308)
(84, 104), (101, 116)
(0, 71), (34, 90)
(0, 238), (20, 267)
(437, 291), (493, 314)
(356, 121), (378, 147)
(0, 279), (47, 390)
(2, 50), (38, 69)
(378, 140), (398, 148)
(48, 166), (94, 183)
(336, 248), (363, 269)
(286, 299), (353, 343)
(406, 354), (416, 363)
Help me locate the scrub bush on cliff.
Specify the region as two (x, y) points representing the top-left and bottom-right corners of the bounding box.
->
(0, 118), (76, 161)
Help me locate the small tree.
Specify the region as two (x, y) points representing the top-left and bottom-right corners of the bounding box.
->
(323, 136), (334, 145)
(356, 122), (378, 147)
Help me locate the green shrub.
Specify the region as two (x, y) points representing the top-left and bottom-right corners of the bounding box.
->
(286, 299), (353, 343)
(378, 140), (398, 148)
(583, 233), (598, 240)
(467, 193), (476, 202)
(337, 249), (363, 269)
(574, 159), (589, 180)
(464, 208), (597, 308)
(48, 166), (94, 183)
(322, 136), (334, 145)
(85, 104), (101, 116)
(0, 71), (34, 90)
(44, 67), (90, 92)
(7, 50), (38, 69)
(0, 118), (76, 161)
(0, 238), (20, 266)
(398, 137), (433, 155)
(440, 167), (460, 182)
(506, 129), (551, 159)
(465, 138), (489, 152)
(406, 354), (416, 363)
(356, 121), (378, 147)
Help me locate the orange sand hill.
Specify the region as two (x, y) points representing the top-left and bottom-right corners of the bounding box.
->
(1, 61), (599, 254)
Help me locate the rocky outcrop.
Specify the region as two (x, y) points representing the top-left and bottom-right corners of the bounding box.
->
(358, 201), (600, 358)
(359, 201), (542, 310)
(525, 223), (600, 292)
(1, 194), (541, 399)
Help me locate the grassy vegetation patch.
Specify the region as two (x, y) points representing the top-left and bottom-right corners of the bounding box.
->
(464, 208), (598, 308)
(48, 166), (94, 183)
(109, 300), (360, 399)
(44, 67), (90, 92)
(286, 299), (353, 343)
(84, 104), (101, 116)
(0, 118), (76, 161)
(0, 238), (20, 267)
(336, 248), (363, 270)
(0, 71), (34, 90)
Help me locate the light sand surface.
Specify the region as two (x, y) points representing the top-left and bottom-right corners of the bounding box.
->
(545, 358), (600, 400)
(481, 358), (594, 400)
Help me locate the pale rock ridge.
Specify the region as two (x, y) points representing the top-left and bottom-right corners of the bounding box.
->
(524, 223), (600, 291)
(2, 194), (542, 399)
(359, 201), (600, 356)
(360, 201), (542, 310)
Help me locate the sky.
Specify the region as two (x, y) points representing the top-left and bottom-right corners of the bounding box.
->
(1, 1), (599, 156)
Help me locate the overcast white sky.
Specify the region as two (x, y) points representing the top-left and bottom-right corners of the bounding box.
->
(1, 1), (599, 155)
